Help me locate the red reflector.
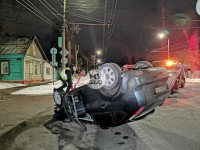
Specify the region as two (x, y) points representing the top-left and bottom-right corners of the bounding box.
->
(126, 106), (145, 122)
(134, 72), (144, 77)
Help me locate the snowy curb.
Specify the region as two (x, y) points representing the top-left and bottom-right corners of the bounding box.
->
(10, 76), (90, 95)
(0, 82), (26, 90)
(186, 78), (200, 83)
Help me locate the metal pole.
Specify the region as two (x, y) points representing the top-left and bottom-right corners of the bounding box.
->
(94, 55), (96, 69)
(168, 38), (169, 59)
(62, 0), (66, 70)
(53, 67), (54, 85)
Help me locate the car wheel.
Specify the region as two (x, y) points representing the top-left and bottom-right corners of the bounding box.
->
(53, 88), (65, 107)
(62, 94), (74, 118)
(134, 61), (153, 69)
(99, 63), (122, 97)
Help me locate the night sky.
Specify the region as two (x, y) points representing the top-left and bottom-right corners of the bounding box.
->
(0, 0), (199, 65)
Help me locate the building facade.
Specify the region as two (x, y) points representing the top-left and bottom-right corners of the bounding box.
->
(0, 36), (57, 83)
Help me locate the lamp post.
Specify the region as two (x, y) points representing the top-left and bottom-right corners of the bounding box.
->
(167, 38), (169, 59)
(158, 30), (170, 59)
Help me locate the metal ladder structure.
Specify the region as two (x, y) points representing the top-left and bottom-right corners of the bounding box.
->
(166, 65), (184, 91)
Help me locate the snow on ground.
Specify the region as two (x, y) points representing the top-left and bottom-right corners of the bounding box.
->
(11, 75), (90, 95)
(0, 82), (26, 89)
(1, 76), (199, 95)
(186, 78), (200, 83)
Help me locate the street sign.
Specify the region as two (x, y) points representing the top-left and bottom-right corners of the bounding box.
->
(58, 37), (62, 48)
(60, 49), (69, 56)
(50, 47), (57, 55)
(52, 54), (56, 63)
(50, 62), (58, 66)
(61, 58), (68, 64)
(50, 47), (58, 67)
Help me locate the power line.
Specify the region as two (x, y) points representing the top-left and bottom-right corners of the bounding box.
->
(56, 0), (62, 6)
(67, 11), (106, 23)
(25, 0), (56, 26)
(16, 0), (57, 28)
(68, 22), (110, 26)
(104, 0), (117, 60)
(43, 0), (62, 17)
(150, 43), (190, 53)
(38, 0), (62, 21)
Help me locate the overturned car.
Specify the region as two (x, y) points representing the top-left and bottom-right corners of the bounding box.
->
(53, 61), (170, 131)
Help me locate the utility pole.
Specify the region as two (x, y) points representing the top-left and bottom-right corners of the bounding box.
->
(62, 0), (66, 70)
(92, 55), (96, 69)
(86, 60), (88, 74)
(75, 44), (79, 67)
(68, 41), (71, 65)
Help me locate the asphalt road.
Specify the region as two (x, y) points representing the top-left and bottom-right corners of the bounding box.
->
(45, 82), (200, 150)
(1, 82), (200, 150)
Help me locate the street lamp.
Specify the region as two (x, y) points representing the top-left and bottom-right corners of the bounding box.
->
(93, 50), (102, 69)
(97, 59), (101, 63)
(96, 50), (101, 55)
(157, 30), (170, 59)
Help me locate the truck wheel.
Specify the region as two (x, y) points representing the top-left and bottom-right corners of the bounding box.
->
(180, 76), (185, 88)
(172, 79), (179, 93)
(99, 63), (122, 97)
(134, 61), (153, 69)
(181, 80), (185, 88)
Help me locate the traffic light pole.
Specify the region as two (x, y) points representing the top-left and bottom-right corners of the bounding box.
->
(62, 0), (66, 70)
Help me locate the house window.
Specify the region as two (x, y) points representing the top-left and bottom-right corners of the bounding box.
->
(35, 63), (37, 74)
(46, 67), (50, 75)
(30, 62), (33, 74)
(0, 61), (10, 75)
(38, 63), (41, 74)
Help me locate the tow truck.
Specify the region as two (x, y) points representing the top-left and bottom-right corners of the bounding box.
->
(152, 60), (186, 94)
(122, 60), (186, 94)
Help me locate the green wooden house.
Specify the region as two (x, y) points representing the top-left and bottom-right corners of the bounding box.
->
(0, 36), (57, 83)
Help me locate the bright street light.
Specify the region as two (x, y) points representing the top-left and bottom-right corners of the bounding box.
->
(96, 50), (101, 55)
(158, 32), (165, 39)
(97, 59), (101, 63)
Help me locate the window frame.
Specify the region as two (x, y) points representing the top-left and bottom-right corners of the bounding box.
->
(0, 60), (10, 75)
(46, 67), (50, 75)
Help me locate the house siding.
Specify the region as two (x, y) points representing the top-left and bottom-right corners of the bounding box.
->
(26, 41), (43, 59)
(43, 62), (53, 80)
(0, 54), (24, 81)
(24, 55), (44, 81)
(0, 36), (57, 83)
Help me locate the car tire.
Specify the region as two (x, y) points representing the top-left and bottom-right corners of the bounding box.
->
(99, 63), (122, 97)
(62, 94), (74, 118)
(134, 61), (153, 69)
(53, 88), (65, 108)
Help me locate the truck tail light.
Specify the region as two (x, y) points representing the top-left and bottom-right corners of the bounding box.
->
(166, 60), (173, 66)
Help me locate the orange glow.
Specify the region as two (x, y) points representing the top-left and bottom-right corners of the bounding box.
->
(165, 60), (177, 67)
(166, 60), (173, 66)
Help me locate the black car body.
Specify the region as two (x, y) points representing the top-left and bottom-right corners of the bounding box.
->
(54, 62), (170, 130)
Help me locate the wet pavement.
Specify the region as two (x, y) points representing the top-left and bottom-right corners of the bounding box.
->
(0, 82), (200, 150)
